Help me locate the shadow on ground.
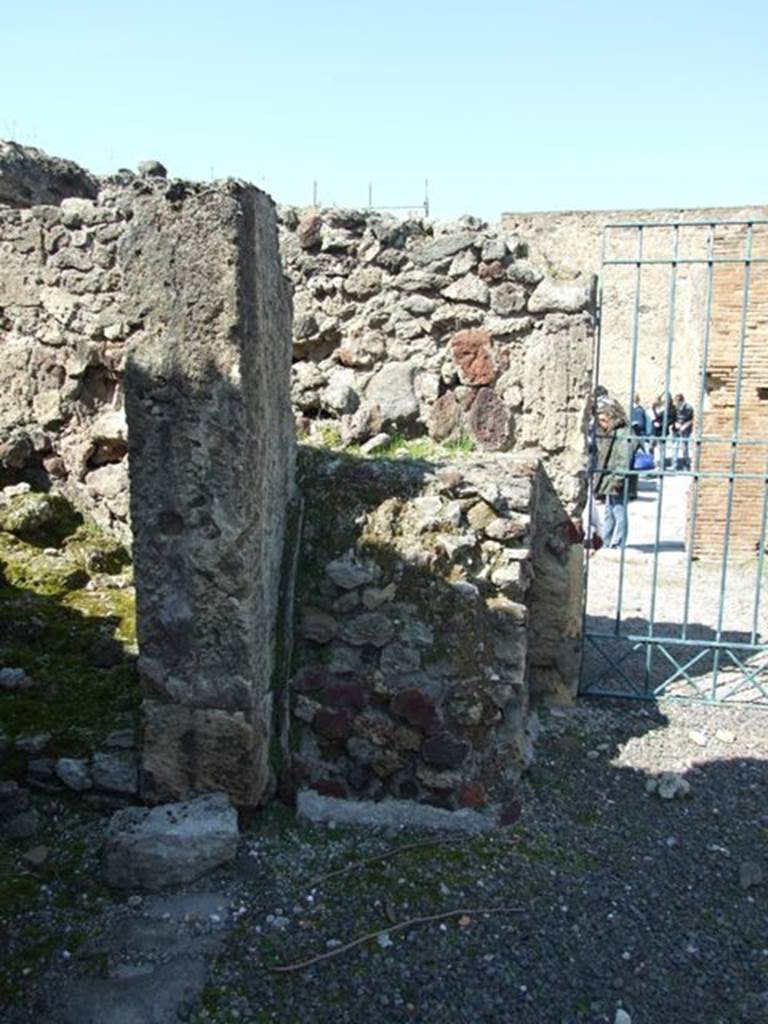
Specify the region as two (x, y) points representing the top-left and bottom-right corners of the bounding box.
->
(582, 612), (767, 703)
(3, 697), (763, 1024)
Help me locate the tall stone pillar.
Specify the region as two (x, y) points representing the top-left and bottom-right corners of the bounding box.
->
(122, 181), (295, 807)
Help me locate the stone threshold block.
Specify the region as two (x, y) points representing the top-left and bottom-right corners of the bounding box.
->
(104, 792), (239, 891)
(297, 789), (494, 836)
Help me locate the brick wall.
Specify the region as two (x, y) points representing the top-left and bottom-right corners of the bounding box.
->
(692, 224), (768, 559)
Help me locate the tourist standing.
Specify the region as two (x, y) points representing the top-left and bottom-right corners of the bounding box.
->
(631, 394), (650, 441)
(672, 393), (694, 470)
(594, 396), (635, 549)
(585, 386), (609, 549)
(629, 394), (649, 499)
(651, 392), (675, 469)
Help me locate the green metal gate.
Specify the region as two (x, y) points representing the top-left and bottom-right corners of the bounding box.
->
(580, 218), (768, 704)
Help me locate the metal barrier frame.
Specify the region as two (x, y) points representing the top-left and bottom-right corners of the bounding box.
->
(580, 219), (768, 705)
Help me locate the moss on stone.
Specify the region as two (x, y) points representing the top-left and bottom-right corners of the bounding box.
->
(0, 531), (88, 596)
(0, 492), (82, 547)
(0, 522), (139, 759)
(64, 520), (131, 576)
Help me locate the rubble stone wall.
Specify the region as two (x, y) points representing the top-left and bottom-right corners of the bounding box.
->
(0, 188), (135, 541)
(1, 198), (596, 540)
(280, 208), (595, 513)
(0, 144), (597, 821)
(280, 207), (595, 699)
(290, 450), (541, 812)
(0, 146), (296, 809)
(501, 205), (766, 411)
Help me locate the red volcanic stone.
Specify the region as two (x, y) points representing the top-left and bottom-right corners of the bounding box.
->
(323, 680), (367, 710)
(313, 778), (347, 799)
(421, 731), (471, 769)
(459, 783), (487, 809)
(556, 517), (583, 546)
(430, 389), (460, 442)
(428, 391), (461, 442)
(477, 260), (506, 283)
(391, 689), (440, 733)
(467, 387), (513, 450)
(450, 329), (495, 386)
(313, 708), (354, 741)
(297, 213), (322, 250)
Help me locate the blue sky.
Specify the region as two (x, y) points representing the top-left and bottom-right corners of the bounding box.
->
(3, 0), (766, 221)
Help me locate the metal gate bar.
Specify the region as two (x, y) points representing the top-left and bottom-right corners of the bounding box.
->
(581, 219), (768, 705)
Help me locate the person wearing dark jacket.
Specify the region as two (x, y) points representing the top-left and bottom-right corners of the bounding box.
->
(628, 394), (648, 499)
(651, 392), (675, 469)
(594, 396), (635, 549)
(672, 393), (694, 470)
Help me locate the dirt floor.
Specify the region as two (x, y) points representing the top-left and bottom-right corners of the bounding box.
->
(1, 698), (766, 1024)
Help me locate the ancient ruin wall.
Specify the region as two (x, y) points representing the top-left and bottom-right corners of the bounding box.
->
(0, 144), (593, 815)
(0, 149), (296, 808)
(280, 208), (595, 514)
(0, 189), (135, 541)
(123, 182), (295, 807)
(502, 205), (766, 411)
(0, 200), (596, 537)
(291, 451), (538, 810)
(279, 208), (596, 699)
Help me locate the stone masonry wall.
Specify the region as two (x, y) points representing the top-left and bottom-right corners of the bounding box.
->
(502, 205), (766, 414)
(0, 193), (596, 542)
(124, 182), (295, 808)
(0, 145), (296, 809)
(279, 208), (595, 699)
(0, 187), (135, 542)
(0, 144), (596, 808)
(290, 450), (539, 812)
(280, 208), (595, 513)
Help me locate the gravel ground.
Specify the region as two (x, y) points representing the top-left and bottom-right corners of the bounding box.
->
(1, 698), (767, 1024)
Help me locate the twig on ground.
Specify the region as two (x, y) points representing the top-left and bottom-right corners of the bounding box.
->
(270, 906), (523, 973)
(306, 836), (468, 890)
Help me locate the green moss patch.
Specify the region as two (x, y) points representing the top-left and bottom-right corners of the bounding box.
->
(0, 492), (82, 547)
(0, 521), (138, 760)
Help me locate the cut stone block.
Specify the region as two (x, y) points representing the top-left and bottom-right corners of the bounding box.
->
(140, 701), (263, 807)
(297, 790), (493, 835)
(104, 792), (239, 891)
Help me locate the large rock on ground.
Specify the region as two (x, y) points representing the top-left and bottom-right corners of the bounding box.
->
(104, 792), (239, 891)
(0, 491), (80, 545)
